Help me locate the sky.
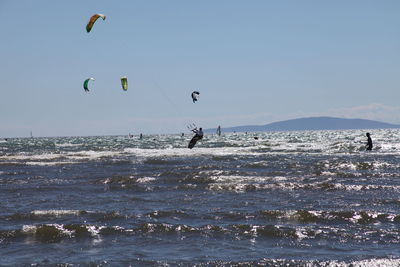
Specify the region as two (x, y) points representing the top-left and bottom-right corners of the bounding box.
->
(1, 0), (399, 137)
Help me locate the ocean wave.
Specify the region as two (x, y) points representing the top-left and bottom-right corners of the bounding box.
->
(25, 161), (77, 166)
(175, 258), (400, 267)
(2, 133), (400, 170)
(259, 210), (400, 225)
(55, 143), (83, 148)
(101, 175), (156, 189)
(143, 157), (184, 165)
(2, 219), (399, 245)
(145, 209), (189, 219)
(2, 210), (87, 221)
(206, 175), (400, 192)
(124, 146), (259, 158)
(2, 209), (132, 223)
(31, 209), (87, 217)
(205, 209), (400, 226)
(4, 208), (398, 228)
(207, 182), (400, 192)
(4, 257), (398, 267)
(0, 150), (127, 165)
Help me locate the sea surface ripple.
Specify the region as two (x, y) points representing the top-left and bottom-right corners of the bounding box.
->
(1, 129), (400, 266)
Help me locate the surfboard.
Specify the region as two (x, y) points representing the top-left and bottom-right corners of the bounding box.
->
(188, 136), (202, 149)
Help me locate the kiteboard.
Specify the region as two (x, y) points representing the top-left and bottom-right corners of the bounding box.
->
(188, 136), (202, 149)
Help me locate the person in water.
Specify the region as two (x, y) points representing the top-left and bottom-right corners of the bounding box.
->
(366, 132), (373, 151)
(188, 127), (204, 149)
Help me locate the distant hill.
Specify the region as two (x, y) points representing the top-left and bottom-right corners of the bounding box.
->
(205, 117), (400, 133)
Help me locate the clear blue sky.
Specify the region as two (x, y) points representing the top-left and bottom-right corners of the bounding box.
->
(1, 0), (399, 137)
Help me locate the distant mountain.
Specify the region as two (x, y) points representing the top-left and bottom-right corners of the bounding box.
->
(205, 117), (400, 133)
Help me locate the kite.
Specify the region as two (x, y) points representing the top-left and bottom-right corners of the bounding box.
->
(83, 78), (95, 92)
(121, 77), (128, 91)
(191, 91), (200, 103)
(86, 14), (106, 33)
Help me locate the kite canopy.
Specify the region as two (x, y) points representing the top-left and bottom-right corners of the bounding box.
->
(191, 91), (200, 103)
(86, 14), (106, 33)
(83, 78), (95, 92)
(121, 77), (128, 91)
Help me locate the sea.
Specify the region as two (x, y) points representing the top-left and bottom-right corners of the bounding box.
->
(1, 129), (400, 266)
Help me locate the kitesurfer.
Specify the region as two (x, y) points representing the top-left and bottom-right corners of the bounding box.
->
(193, 127), (203, 139)
(366, 133), (373, 151)
(216, 125), (221, 136)
(188, 127), (203, 149)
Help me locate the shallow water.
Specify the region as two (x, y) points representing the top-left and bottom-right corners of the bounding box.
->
(1, 129), (400, 266)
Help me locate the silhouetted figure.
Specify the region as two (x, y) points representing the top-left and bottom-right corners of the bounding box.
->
(140, 133), (143, 139)
(366, 132), (373, 151)
(188, 127), (203, 149)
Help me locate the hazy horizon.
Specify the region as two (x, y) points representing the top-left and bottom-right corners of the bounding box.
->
(3, 115), (399, 138)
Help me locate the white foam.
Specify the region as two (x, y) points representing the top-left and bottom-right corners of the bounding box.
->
(22, 224), (37, 233)
(318, 258), (400, 267)
(31, 210), (84, 216)
(1, 153), (65, 161)
(321, 171), (336, 176)
(22, 224), (74, 237)
(86, 225), (105, 237)
(124, 146), (258, 158)
(136, 177), (156, 183)
(65, 150), (122, 160)
(294, 227), (309, 240)
(0, 149), (124, 165)
(25, 161), (76, 166)
(205, 175), (400, 192)
(55, 143), (83, 148)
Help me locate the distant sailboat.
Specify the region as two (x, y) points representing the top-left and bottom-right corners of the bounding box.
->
(216, 125), (221, 136)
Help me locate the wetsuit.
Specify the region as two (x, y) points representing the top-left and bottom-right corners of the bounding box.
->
(366, 135), (373, 151)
